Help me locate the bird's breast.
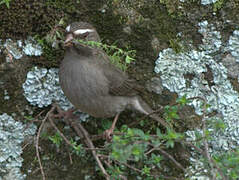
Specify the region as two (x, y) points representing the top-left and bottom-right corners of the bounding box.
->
(59, 57), (109, 110)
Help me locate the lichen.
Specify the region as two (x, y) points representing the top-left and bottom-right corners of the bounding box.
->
(0, 113), (36, 180)
(225, 30), (239, 62)
(201, 0), (219, 5)
(22, 66), (72, 110)
(154, 21), (239, 179)
(2, 37), (42, 61)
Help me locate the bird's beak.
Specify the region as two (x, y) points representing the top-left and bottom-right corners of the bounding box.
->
(64, 33), (74, 44)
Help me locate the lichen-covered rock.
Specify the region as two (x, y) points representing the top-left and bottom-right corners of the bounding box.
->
(226, 30), (239, 62)
(155, 21), (239, 179)
(2, 37), (42, 61)
(198, 21), (222, 54)
(201, 0), (218, 5)
(22, 66), (73, 110)
(0, 113), (36, 180)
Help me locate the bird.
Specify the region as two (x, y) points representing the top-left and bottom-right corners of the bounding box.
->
(59, 22), (170, 139)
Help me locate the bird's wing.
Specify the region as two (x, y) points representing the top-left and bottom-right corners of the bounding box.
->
(95, 50), (143, 97)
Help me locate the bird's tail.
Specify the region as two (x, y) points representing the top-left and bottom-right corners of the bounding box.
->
(130, 96), (171, 129)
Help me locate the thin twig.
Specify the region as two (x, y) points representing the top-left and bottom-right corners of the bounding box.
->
(145, 143), (185, 172)
(32, 168), (41, 175)
(128, 106), (164, 127)
(68, 151), (73, 164)
(102, 160), (128, 180)
(35, 107), (55, 180)
(156, 147), (185, 172)
(99, 154), (142, 174)
(99, 154), (180, 180)
(200, 97), (227, 180)
(23, 110), (46, 132)
(67, 118), (110, 180)
(145, 147), (158, 155)
(22, 142), (30, 151)
(184, 97), (227, 180)
(48, 116), (74, 148)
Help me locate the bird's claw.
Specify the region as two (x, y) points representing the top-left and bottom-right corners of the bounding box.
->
(103, 129), (114, 142)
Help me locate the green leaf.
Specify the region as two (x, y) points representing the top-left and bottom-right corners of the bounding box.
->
(49, 132), (62, 147)
(113, 135), (120, 142)
(0, 0), (10, 8)
(156, 128), (163, 138)
(132, 128), (145, 137)
(56, 31), (61, 38)
(166, 140), (174, 148)
(132, 145), (141, 156)
(120, 124), (128, 132)
(214, 119), (226, 131)
(111, 45), (117, 49)
(111, 151), (121, 160)
(6, 2), (10, 8)
(142, 166), (151, 176)
(176, 95), (188, 105)
(125, 56), (131, 64)
(167, 130), (177, 139)
(151, 153), (162, 164)
(127, 128), (134, 137)
(139, 120), (145, 126)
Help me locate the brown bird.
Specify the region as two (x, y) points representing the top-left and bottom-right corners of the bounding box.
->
(59, 22), (169, 139)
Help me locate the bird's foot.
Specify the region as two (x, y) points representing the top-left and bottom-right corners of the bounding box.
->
(103, 113), (120, 142)
(103, 128), (114, 142)
(51, 104), (77, 120)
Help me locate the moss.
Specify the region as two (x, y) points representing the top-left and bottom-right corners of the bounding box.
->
(0, 0), (87, 40)
(213, 0), (224, 11)
(159, 0), (181, 15)
(0, 59), (33, 115)
(0, 0), (64, 39)
(22, 138), (98, 180)
(169, 38), (183, 53)
(33, 35), (64, 68)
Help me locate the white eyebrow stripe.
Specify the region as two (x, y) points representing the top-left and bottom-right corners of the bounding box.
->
(74, 29), (94, 35)
(66, 25), (71, 32)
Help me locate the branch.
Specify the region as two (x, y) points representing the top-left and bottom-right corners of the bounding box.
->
(67, 118), (110, 180)
(35, 106), (55, 180)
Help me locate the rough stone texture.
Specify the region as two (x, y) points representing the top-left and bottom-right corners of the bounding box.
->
(155, 20), (239, 179)
(0, 113), (36, 180)
(221, 54), (239, 79)
(22, 66), (72, 110)
(0, 0), (64, 39)
(0, 0), (239, 179)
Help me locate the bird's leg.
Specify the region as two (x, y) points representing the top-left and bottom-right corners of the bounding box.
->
(104, 113), (120, 141)
(52, 104), (77, 120)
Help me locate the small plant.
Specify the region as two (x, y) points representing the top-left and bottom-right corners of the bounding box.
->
(76, 39), (136, 71)
(36, 94), (238, 179)
(34, 18), (65, 62)
(34, 35), (59, 61)
(49, 132), (62, 148)
(105, 123), (184, 178)
(0, 0), (11, 9)
(213, 0), (224, 12)
(213, 150), (239, 179)
(48, 132), (85, 156)
(169, 37), (183, 53)
(70, 139), (86, 157)
(24, 115), (34, 123)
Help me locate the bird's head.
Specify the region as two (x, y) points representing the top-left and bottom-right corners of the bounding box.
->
(64, 22), (100, 46)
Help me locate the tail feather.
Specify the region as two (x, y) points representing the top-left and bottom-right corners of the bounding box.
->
(130, 96), (170, 129)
